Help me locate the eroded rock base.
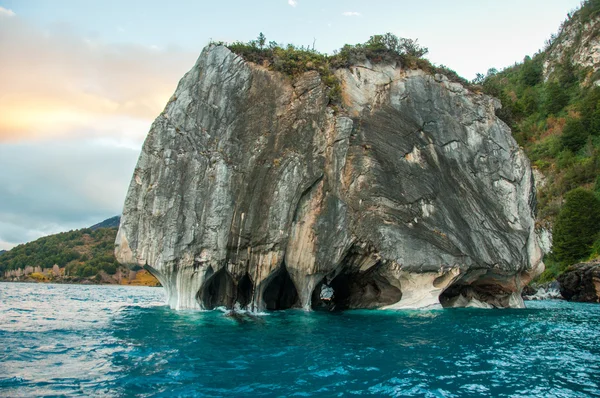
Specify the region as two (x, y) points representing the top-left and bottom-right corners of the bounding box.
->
(146, 260), (530, 311)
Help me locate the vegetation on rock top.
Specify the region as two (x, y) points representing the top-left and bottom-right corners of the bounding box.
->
(213, 33), (470, 104)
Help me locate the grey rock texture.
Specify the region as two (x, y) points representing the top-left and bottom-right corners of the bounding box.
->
(543, 13), (600, 84)
(558, 261), (600, 303)
(116, 45), (543, 310)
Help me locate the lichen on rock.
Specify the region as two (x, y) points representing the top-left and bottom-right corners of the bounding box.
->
(115, 45), (544, 311)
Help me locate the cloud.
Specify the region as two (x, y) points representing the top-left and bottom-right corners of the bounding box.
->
(0, 15), (196, 144)
(0, 6), (15, 17)
(342, 11), (361, 17)
(288, 0), (297, 7)
(0, 139), (139, 248)
(0, 16), (200, 248)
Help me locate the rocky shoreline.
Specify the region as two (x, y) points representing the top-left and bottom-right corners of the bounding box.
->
(520, 261), (600, 303)
(2, 266), (160, 287)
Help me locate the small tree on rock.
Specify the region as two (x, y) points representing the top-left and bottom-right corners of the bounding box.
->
(257, 32), (266, 49)
(399, 38), (428, 58)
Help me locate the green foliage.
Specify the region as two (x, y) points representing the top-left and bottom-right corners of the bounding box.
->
(0, 227), (120, 279)
(556, 58), (578, 88)
(330, 33), (428, 68)
(520, 87), (539, 114)
(561, 118), (588, 152)
(257, 32), (266, 49)
(478, 4), (600, 231)
(528, 135), (562, 162)
(578, 86), (600, 134)
(537, 253), (565, 283)
(520, 56), (543, 86)
(217, 33), (449, 105)
(590, 235), (600, 258)
(544, 82), (570, 115)
(481, 0), (600, 282)
(223, 35), (341, 102)
(575, 0), (600, 29)
(552, 188), (600, 265)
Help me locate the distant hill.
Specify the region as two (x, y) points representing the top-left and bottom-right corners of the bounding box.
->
(0, 218), (158, 286)
(0, 250), (6, 256)
(90, 216), (121, 230)
(0, 227), (119, 277)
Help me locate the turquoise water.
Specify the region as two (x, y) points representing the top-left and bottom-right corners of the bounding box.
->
(1, 283), (599, 397)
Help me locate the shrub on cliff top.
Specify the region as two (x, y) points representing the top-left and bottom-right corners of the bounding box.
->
(221, 35), (340, 102)
(215, 33), (463, 103)
(329, 33), (428, 68)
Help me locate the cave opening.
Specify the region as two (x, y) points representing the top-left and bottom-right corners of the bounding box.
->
(236, 273), (254, 309)
(311, 266), (402, 311)
(262, 264), (300, 310)
(201, 268), (236, 310)
(438, 273), (516, 308)
(439, 283), (464, 308)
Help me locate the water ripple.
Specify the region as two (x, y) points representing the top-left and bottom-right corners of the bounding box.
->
(1, 283), (600, 397)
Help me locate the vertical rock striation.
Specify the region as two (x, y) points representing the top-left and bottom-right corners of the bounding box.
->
(116, 45), (543, 310)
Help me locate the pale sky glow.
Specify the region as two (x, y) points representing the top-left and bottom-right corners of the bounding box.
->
(0, 0), (583, 249)
(0, 5), (14, 16)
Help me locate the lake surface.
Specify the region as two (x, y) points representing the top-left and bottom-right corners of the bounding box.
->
(1, 283), (599, 397)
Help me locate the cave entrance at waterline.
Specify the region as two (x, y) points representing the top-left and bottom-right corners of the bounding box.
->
(310, 267), (402, 311)
(437, 271), (518, 308)
(200, 268), (236, 310)
(236, 273), (254, 309)
(262, 264), (300, 310)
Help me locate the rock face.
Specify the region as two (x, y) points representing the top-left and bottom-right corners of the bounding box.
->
(558, 262), (600, 302)
(115, 45), (543, 311)
(544, 12), (600, 83)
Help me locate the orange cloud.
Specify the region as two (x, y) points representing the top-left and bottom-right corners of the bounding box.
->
(0, 15), (197, 143)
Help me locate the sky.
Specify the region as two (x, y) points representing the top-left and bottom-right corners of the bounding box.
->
(0, 0), (583, 250)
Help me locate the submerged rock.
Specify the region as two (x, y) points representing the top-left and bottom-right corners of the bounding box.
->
(558, 262), (600, 303)
(115, 45), (543, 311)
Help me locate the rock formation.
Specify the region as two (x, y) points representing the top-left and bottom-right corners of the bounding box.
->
(543, 12), (600, 82)
(522, 281), (562, 301)
(558, 261), (600, 302)
(115, 45), (544, 311)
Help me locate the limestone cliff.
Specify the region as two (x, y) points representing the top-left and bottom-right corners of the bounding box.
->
(115, 45), (543, 311)
(544, 9), (600, 82)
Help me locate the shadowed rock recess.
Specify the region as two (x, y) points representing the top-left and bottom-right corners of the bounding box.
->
(115, 45), (544, 311)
